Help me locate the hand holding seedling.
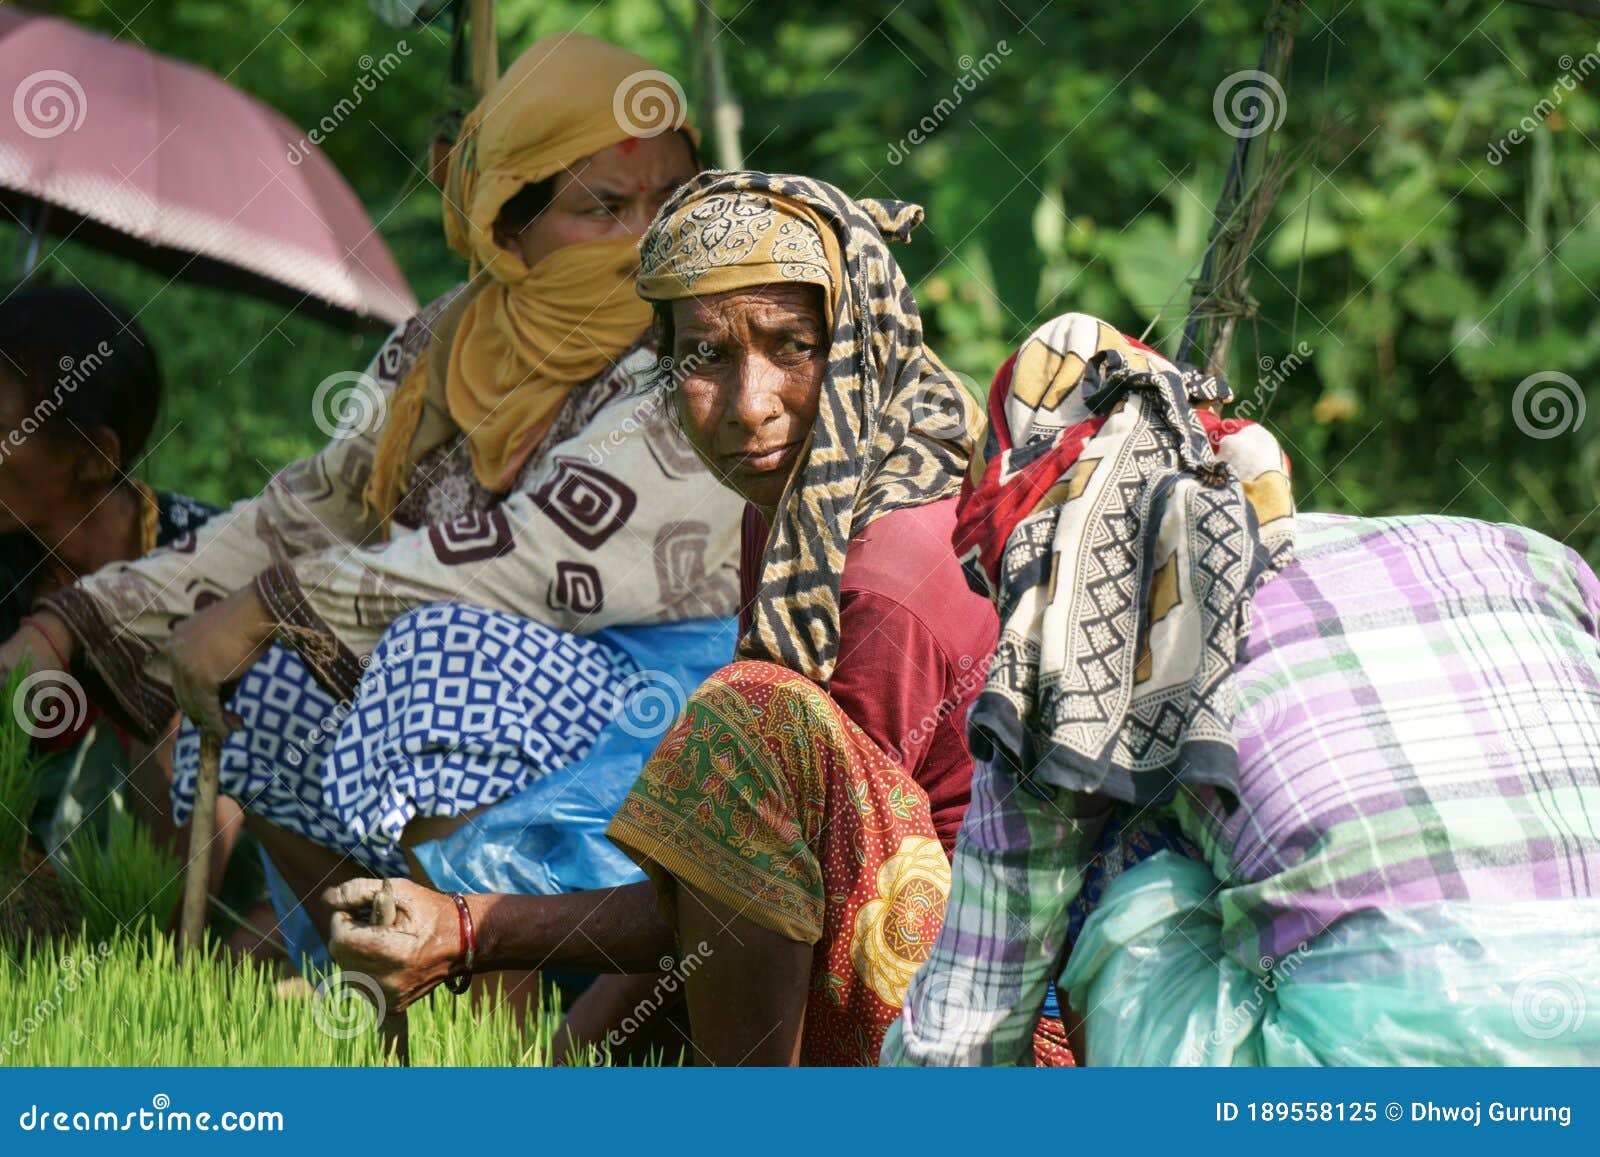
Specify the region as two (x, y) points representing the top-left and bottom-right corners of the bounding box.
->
(326, 876), (464, 1013)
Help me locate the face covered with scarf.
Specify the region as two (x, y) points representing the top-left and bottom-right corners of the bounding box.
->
(636, 172), (984, 683)
(367, 33), (699, 517)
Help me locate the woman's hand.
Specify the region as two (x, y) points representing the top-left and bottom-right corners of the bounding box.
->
(167, 586), (275, 737)
(0, 610), (76, 675)
(325, 878), (467, 1012)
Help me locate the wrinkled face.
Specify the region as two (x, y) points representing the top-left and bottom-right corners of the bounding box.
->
(504, 133), (697, 267)
(670, 284), (828, 513)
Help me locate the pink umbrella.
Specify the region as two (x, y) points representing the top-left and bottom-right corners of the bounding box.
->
(0, 9), (416, 329)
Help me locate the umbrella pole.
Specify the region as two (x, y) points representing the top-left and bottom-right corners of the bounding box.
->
(178, 732), (221, 955)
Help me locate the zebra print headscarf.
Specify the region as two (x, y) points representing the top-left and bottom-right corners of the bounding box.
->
(638, 171), (982, 682)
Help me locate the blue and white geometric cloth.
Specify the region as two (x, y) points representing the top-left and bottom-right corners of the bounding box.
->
(173, 603), (639, 878)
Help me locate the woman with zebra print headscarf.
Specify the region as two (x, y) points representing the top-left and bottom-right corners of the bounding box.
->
(603, 171), (1072, 1066)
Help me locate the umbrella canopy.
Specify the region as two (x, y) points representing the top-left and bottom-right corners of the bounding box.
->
(0, 9), (417, 330)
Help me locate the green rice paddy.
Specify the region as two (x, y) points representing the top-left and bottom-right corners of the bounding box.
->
(0, 925), (569, 1066)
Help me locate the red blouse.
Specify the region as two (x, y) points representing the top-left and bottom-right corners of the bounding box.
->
(738, 498), (998, 848)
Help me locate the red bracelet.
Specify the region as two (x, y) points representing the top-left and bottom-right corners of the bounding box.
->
(19, 616), (69, 669)
(443, 893), (475, 995)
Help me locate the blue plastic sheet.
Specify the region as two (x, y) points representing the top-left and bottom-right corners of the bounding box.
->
(411, 616), (737, 896)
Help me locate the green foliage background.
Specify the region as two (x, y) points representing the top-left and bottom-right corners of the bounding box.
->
(13, 0), (1600, 560)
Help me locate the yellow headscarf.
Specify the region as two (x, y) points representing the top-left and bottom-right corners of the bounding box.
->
(367, 33), (695, 519)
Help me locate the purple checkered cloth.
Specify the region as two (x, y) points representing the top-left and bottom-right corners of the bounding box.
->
(1180, 513), (1600, 962)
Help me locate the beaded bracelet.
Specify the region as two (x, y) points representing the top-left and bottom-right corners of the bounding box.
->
(443, 893), (476, 995)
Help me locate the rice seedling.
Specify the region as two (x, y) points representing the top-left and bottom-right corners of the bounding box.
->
(0, 927), (575, 1066)
(56, 806), (183, 944)
(0, 662), (40, 868)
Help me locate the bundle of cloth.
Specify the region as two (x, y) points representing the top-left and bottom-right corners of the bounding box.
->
(887, 313), (1600, 1066)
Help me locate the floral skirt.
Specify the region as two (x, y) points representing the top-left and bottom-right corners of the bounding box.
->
(173, 604), (638, 877)
(607, 660), (1072, 1066)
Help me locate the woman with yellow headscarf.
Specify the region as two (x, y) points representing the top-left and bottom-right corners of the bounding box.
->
(19, 34), (744, 964)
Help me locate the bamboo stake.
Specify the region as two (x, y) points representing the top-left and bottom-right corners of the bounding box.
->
(694, 0), (744, 169)
(469, 0), (498, 98)
(177, 732), (220, 954)
(1179, 0), (1301, 376)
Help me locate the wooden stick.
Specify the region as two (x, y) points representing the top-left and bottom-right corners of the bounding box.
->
(178, 731), (221, 954)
